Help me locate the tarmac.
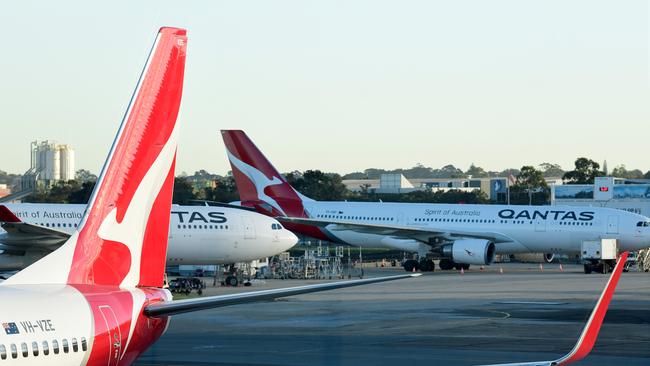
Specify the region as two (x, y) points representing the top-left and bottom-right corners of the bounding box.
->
(135, 263), (650, 365)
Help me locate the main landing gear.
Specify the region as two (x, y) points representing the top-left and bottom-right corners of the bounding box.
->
(438, 258), (470, 271)
(403, 258), (436, 272)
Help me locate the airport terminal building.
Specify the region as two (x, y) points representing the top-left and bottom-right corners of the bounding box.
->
(552, 177), (650, 217)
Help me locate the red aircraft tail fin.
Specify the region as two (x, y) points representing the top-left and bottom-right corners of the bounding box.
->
(221, 130), (310, 217)
(6, 27), (187, 288)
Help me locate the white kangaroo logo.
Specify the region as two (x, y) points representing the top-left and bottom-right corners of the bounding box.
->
(226, 150), (287, 215)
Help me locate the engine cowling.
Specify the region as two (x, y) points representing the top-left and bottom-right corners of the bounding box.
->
(544, 253), (555, 263)
(442, 239), (496, 265)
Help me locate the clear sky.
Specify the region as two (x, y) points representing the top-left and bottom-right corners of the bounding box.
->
(1, 1), (648, 176)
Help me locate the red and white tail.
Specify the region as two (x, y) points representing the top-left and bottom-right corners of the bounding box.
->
(6, 27), (187, 288)
(221, 130), (311, 217)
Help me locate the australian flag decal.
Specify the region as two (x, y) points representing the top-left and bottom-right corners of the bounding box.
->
(3, 322), (19, 335)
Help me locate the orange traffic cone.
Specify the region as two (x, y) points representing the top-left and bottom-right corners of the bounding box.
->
(559, 263), (564, 272)
(460, 267), (464, 275)
(499, 267), (504, 274)
(539, 263), (544, 272)
(412, 266), (416, 273)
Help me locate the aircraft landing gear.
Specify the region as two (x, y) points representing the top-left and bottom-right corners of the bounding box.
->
(419, 258), (435, 272)
(439, 258), (469, 271)
(439, 258), (454, 270)
(403, 259), (419, 272)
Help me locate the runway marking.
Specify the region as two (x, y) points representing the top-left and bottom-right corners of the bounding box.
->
(494, 301), (567, 305)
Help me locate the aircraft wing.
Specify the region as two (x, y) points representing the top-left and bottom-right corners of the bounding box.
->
(278, 216), (514, 244)
(0, 205), (70, 249)
(479, 252), (629, 366)
(144, 273), (419, 317)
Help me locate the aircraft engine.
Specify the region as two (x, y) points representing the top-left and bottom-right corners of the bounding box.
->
(544, 253), (555, 263)
(441, 239), (496, 265)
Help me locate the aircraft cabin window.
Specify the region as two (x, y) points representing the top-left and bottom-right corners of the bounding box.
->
(72, 338), (78, 352)
(21, 342), (27, 357)
(10, 344), (17, 359)
(42, 341), (49, 356)
(81, 338), (87, 352)
(62, 339), (69, 353)
(52, 340), (59, 354)
(32, 341), (39, 356)
(0, 344), (6, 360)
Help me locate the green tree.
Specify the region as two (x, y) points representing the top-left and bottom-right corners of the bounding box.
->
(562, 158), (603, 184)
(466, 164), (489, 178)
(611, 165), (644, 179)
(75, 169), (97, 183)
(202, 176), (240, 203)
(511, 166), (549, 205)
(172, 177), (197, 204)
(539, 163), (564, 178)
(645, 171), (650, 180)
(68, 181), (96, 203)
(287, 170), (348, 201)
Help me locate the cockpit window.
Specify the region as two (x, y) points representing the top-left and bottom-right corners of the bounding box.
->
(637, 221), (650, 227)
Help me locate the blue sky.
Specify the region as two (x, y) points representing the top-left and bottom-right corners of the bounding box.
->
(1, 1), (648, 176)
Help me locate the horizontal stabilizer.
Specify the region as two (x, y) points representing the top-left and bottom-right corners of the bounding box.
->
(145, 273), (420, 317)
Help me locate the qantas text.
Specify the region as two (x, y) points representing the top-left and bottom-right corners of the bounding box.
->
(171, 211), (227, 224)
(498, 209), (595, 221)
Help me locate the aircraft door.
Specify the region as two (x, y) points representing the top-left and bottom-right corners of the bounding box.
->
(98, 305), (122, 366)
(242, 216), (256, 239)
(535, 219), (546, 232)
(607, 216), (619, 234)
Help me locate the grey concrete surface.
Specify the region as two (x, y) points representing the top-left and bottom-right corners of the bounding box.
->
(136, 264), (650, 365)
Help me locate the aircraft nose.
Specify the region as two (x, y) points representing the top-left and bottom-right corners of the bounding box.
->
(279, 229), (299, 251)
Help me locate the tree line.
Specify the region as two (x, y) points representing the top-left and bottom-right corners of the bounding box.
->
(14, 157), (650, 205)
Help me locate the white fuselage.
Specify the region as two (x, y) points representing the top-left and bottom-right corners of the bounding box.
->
(302, 201), (650, 255)
(0, 203), (297, 270)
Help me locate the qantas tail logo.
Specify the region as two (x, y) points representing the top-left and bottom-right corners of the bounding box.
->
(221, 130), (311, 218)
(226, 149), (287, 215)
(97, 124), (179, 288)
(4, 27), (187, 288)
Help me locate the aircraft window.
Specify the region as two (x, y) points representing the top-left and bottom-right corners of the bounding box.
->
(225, 225), (229, 229)
(177, 225), (181, 229)
(0, 344), (6, 360)
(10, 344), (17, 359)
(81, 337), (87, 352)
(193, 225), (197, 229)
(52, 340), (59, 354)
(57, 223), (61, 227)
(21, 342), (27, 357)
(32, 341), (38, 356)
(75, 223), (78, 227)
(42, 341), (49, 356)
(62, 339), (69, 353)
(72, 338), (78, 352)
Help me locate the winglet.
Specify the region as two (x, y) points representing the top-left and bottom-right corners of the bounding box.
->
(0, 205), (21, 223)
(479, 252), (629, 366)
(554, 251), (629, 365)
